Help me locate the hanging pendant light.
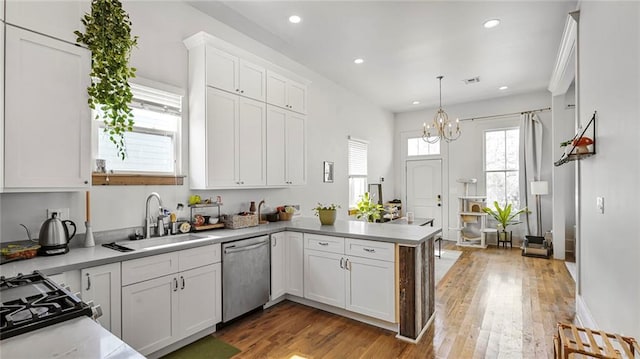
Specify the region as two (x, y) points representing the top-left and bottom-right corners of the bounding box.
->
(422, 76), (461, 143)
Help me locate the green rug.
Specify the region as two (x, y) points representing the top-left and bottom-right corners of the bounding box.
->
(161, 336), (240, 359)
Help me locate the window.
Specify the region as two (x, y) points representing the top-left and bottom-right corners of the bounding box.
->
(348, 138), (368, 208)
(96, 82), (182, 174)
(407, 137), (440, 156)
(485, 128), (520, 208)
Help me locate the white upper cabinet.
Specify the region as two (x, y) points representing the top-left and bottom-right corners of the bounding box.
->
(5, 0), (89, 44)
(266, 70), (307, 114)
(4, 26), (91, 190)
(185, 32), (307, 189)
(266, 105), (306, 186)
(199, 87), (265, 189)
(206, 46), (266, 102)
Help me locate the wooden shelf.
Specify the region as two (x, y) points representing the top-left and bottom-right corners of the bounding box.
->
(92, 173), (185, 186)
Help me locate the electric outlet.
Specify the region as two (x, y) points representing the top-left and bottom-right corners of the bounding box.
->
(596, 197), (604, 214)
(47, 208), (70, 220)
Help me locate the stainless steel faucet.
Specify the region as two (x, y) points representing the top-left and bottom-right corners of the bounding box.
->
(145, 192), (164, 239)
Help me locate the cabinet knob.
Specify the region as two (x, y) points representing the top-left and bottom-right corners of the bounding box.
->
(84, 180), (89, 184)
(240, 90), (244, 93)
(236, 89), (240, 92)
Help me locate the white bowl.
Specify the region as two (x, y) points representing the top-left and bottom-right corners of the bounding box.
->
(208, 217), (219, 224)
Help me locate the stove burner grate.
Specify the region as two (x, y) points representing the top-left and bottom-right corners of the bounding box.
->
(0, 271), (93, 340)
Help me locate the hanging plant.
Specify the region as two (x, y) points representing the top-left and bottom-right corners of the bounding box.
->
(74, 0), (138, 160)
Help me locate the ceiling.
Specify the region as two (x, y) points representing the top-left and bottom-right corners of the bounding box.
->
(188, 1), (576, 114)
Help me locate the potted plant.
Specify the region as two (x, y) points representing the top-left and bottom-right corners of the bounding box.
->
(313, 203), (341, 225)
(74, 0), (138, 160)
(482, 201), (528, 242)
(355, 192), (384, 223)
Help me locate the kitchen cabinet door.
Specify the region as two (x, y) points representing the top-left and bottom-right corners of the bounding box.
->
(122, 274), (179, 356)
(270, 233), (287, 300)
(266, 70), (307, 114)
(266, 106), (287, 186)
(4, 26), (91, 190)
(205, 46), (266, 102)
(237, 97), (266, 186)
(206, 46), (239, 95)
(266, 105), (306, 186)
(266, 71), (288, 109)
(304, 249), (345, 308)
(5, 0), (88, 43)
(178, 263), (221, 338)
(287, 80), (307, 114)
(239, 59), (266, 102)
(345, 255), (395, 322)
(285, 232), (304, 297)
(81, 263), (122, 338)
(286, 112), (306, 185)
(206, 87), (239, 188)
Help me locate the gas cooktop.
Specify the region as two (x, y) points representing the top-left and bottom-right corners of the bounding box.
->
(0, 271), (93, 340)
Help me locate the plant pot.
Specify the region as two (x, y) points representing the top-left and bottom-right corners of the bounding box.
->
(318, 209), (337, 225)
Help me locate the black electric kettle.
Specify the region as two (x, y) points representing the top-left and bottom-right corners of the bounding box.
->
(37, 213), (76, 256)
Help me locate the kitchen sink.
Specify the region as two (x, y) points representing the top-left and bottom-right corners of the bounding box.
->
(114, 233), (211, 251)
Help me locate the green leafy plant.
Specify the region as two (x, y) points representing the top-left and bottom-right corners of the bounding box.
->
(313, 203), (341, 216)
(355, 192), (384, 223)
(482, 201), (528, 231)
(74, 0), (138, 160)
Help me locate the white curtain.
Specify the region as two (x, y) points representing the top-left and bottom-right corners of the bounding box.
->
(519, 112), (543, 236)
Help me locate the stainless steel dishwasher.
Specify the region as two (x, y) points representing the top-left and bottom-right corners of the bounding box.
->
(222, 235), (270, 322)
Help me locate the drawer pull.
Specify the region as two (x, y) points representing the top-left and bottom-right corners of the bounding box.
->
(363, 248), (376, 253)
(318, 242), (329, 246)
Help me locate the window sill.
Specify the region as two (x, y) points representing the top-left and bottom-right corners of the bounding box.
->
(92, 173), (185, 186)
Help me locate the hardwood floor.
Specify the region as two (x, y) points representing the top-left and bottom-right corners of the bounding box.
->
(215, 241), (575, 358)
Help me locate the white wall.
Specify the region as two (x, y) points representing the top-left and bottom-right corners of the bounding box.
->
(0, 1), (394, 241)
(577, 1), (640, 338)
(394, 90), (553, 241)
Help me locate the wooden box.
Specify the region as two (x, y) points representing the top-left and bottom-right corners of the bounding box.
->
(554, 323), (640, 358)
(224, 214), (258, 229)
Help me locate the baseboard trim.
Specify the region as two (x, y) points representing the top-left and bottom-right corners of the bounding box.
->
(147, 326), (216, 359)
(576, 294), (598, 329)
(285, 295), (398, 332)
(395, 312), (435, 344)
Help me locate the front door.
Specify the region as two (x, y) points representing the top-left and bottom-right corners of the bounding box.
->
(406, 159), (443, 228)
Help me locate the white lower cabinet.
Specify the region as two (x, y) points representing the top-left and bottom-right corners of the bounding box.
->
(285, 232), (304, 296)
(270, 233), (287, 300)
(303, 235), (396, 322)
(121, 244), (221, 356)
(81, 263), (122, 338)
(345, 255), (395, 322)
(304, 249), (346, 308)
(270, 231), (304, 300)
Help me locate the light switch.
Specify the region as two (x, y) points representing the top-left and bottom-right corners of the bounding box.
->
(596, 197), (604, 214)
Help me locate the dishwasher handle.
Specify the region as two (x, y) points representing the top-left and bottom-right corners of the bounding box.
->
(224, 239), (269, 254)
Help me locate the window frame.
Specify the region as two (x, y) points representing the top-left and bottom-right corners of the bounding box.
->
(91, 78), (185, 185)
(483, 127), (520, 208)
(348, 137), (368, 209)
(406, 136), (441, 157)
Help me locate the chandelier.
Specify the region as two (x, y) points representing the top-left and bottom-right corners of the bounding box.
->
(422, 76), (461, 143)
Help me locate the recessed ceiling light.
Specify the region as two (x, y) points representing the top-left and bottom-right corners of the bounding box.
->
(354, 58), (364, 64)
(412, 101), (420, 105)
(483, 19), (501, 29)
(289, 15), (302, 24)
(499, 86), (509, 90)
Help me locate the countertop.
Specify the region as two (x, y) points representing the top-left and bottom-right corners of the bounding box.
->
(0, 217), (441, 278)
(0, 317), (144, 359)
